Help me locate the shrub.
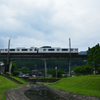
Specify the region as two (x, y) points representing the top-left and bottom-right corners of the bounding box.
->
(98, 67), (100, 74)
(13, 71), (20, 76)
(6, 72), (11, 76)
(74, 65), (94, 76)
(49, 69), (64, 78)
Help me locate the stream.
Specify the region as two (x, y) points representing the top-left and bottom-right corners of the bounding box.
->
(24, 84), (66, 100)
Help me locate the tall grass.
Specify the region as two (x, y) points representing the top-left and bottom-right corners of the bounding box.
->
(0, 76), (26, 100)
(45, 75), (100, 97)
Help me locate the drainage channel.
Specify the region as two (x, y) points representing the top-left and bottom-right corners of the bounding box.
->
(24, 84), (66, 100)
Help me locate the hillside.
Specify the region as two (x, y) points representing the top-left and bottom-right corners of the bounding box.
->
(14, 59), (87, 71)
(78, 51), (87, 55)
(0, 75), (26, 100)
(45, 75), (100, 97)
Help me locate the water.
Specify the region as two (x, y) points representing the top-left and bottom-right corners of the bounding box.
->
(24, 84), (66, 100)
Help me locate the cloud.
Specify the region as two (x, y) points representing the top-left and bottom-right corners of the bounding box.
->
(0, 0), (100, 51)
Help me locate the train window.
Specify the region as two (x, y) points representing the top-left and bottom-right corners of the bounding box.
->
(43, 49), (47, 51)
(30, 49), (32, 51)
(62, 49), (68, 51)
(5, 49), (8, 51)
(22, 49), (27, 51)
(10, 49), (15, 51)
(42, 46), (51, 48)
(48, 49), (54, 51)
(34, 48), (37, 51)
(17, 49), (20, 51)
(75, 49), (78, 51)
(57, 49), (60, 51)
(71, 49), (73, 51)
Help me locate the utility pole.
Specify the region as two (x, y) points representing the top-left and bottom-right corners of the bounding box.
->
(7, 39), (10, 67)
(69, 38), (71, 76)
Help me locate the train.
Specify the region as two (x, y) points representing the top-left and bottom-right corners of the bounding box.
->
(0, 46), (78, 55)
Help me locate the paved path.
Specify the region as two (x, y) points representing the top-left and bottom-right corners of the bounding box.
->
(5, 84), (32, 100)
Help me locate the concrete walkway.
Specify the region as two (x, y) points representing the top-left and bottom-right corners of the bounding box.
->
(5, 84), (32, 100)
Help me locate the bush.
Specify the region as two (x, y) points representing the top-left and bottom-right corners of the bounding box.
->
(0, 73), (4, 76)
(98, 67), (100, 74)
(6, 72), (11, 76)
(49, 69), (65, 78)
(13, 71), (20, 76)
(74, 65), (94, 76)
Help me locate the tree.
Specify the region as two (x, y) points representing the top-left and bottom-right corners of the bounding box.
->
(88, 43), (100, 74)
(19, 67), (30, 74)
(11, 61), (17, 73)
(49, 69), (65, 78)
(74, 65), (94, 76)
(98, 67), (100, 74)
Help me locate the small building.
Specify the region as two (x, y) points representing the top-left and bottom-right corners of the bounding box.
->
(30, 70), (42, 77)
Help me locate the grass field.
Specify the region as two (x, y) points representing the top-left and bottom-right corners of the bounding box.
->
(45, 75), (100, 97)
(0, 75), (27, 100)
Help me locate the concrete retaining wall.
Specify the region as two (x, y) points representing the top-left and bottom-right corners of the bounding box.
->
(28, 79), (60, 82)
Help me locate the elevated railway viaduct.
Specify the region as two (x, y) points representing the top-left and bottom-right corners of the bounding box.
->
(0, 53), (88, 77)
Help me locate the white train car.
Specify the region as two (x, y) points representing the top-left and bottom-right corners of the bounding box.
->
(0, 47), (37, 54)
(38, 46), (78, 53)
(0, 46), (78, 54)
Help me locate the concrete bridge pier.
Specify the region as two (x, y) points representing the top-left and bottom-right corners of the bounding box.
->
(9, 61), (12, 74)
(44, 59), (47, 78)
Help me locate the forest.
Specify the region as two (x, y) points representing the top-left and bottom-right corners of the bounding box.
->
(13, 59), (87, 73)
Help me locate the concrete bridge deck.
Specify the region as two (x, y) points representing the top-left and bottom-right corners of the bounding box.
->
(0, 53), (88, 60)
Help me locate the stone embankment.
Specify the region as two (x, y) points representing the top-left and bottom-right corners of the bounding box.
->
(5, 83), (32, 100)
(5, 82), (100, 100)
(46, 86), (100, 100)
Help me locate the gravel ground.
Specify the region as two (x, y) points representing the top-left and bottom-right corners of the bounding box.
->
(5, 83), (100, 100)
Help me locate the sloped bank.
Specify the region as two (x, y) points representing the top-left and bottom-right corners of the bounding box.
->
(42, 83), (100, 100)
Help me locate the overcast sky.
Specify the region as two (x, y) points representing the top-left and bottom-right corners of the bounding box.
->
(0, 0), (100, 51)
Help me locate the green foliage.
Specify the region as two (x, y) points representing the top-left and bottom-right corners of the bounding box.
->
(49, 69), (65, 77)
(98, 67), (100, 74)
(49, 69), (56, 77)
(6, 72), (11, 76)
(74, 65), (94, 76)
(88, 43), (100, 73)
(18, 67), (30, 74)
(14, 59), (86, 72)
(11, 61), (17, 73)
(13, 71), (20, 76)
(45, 75), (100, 97)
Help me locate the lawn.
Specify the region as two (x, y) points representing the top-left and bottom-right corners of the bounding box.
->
(0, 75), (27, 100)
(45, 75), (100, 97)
